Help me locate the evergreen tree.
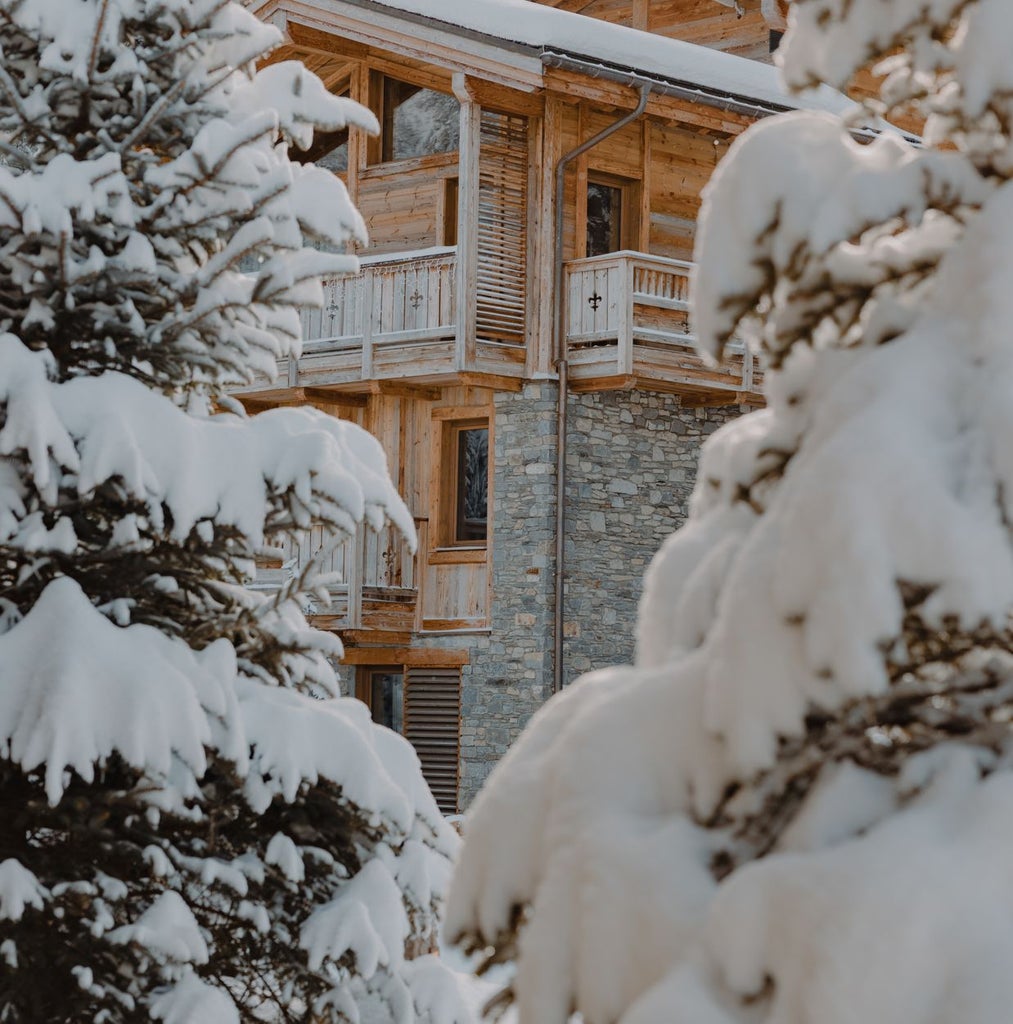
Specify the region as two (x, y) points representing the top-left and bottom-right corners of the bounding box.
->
(449, 2), (1013, 1022)
(0, 1), (463, 1021)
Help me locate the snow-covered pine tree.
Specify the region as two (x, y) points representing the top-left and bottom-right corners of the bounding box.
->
(0, 2), (465, 1022)
(448, 2), (1013, 1022)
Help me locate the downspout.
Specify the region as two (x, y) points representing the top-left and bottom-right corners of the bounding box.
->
(552, 82), (651, 694)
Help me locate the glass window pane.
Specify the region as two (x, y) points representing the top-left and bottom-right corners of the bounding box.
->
(315, 137), (348, 173)
(586, 181), (622, 257)
(370, 672), (404, 733)
(384, 79), (460, 162)
(456, 427), (488, 542)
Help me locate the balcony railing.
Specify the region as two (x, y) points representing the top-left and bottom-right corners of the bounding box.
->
(248, 247), (527, 393)
(253, 519), (426, 634)
(564, 251), (760, 396)
(292, 248), (457, 389)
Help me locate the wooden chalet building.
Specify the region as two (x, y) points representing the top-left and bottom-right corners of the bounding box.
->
(239, 0), (838, 811)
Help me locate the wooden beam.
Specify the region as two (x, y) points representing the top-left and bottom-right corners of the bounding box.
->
(453, 73), (480, 372)
(543, 68), (755, 135)
(281, 3), (543, 92)
(302, 387), (368, 407)
(455, 372), (525, 392)
(288, 21), (368, 60)
(679, 390), (765, 408)
(340, 646), (471, 667)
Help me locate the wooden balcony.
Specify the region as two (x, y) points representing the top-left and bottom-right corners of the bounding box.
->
(564, 251), (762, 400)
(253, 520), (426, 638)
(245, 247), (526, 400)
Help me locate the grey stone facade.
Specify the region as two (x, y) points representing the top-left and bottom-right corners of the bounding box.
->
(459, 382), (560, 800)
(450, 383), (740, 805)
(561, 391), (735, 679)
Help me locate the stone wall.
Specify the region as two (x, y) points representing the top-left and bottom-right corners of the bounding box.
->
(453, 383), (741, 804)
(458, 381), (559, 801)
(561, 391), (737, 680)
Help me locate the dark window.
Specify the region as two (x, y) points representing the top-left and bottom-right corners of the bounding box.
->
(586, 180), (623, 257)
(455, 426), (488, 542)
(302, 126), (349, 173)
(359, 669), (404, 733)
(381, 78), (460, 162)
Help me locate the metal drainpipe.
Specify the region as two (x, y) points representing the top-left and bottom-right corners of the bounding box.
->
(552, 82), (652, 694)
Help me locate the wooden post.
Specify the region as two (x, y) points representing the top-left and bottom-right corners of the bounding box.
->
(619, 256), (635, 374)
(360, 267), (374, 380)
(412, 517), (428, 634)
(453, 73), (479, 371)
(347, 529), (364, 629)
(531, 95), (565, 378)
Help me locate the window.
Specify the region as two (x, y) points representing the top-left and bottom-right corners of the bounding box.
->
(586, 180), (623, 257)
(443, 421), (488, 546)
(379, 77), (459, 163)
(585, 173), (640, 257)
(301, 126), (349, 173)
(294, 84), (351, 173)
(442, 176), (459, 246)
(354, 664), (461, 813)
(357, 668), (404, 732)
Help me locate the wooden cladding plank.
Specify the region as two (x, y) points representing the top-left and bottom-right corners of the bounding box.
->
(405, 667), (462, 814)
(476, 110), (529, 345)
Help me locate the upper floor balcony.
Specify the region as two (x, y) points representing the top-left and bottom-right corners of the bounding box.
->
(256, 246), (527, 397)
(242, 247), (761, 403)
(564, 251), (761, 399)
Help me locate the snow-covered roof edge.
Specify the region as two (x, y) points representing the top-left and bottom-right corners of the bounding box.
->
(342, 0), (856, 119)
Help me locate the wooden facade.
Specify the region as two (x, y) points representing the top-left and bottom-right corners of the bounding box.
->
(240, 0), (797, 807)
(530, 0), (784, 60)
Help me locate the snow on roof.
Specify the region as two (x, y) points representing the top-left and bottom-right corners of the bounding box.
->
(360, 0), (856, 117)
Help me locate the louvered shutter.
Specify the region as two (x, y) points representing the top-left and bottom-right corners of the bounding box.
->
(405, 667), (461, 814)
(476, 110), (529, 345)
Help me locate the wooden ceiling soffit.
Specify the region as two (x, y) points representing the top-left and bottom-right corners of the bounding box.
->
(455, 372), (526, 392)
(537, 0), (597, 10)
(288, 21), (368, 59)
(340, 646), (470, 667)
(306, 380), (443, 400)
(543, 67), (755, 133)
(680, 389), (765, 408)
(567, 374), (764, 404)
(279, 1), (544, 91)
(302, 387), (369, 407)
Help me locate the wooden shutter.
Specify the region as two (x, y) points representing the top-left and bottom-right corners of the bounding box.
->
(405, 667), (461, 814)
(476, 110), (528, 345)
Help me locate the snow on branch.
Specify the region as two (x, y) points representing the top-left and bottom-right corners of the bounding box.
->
(450, 3), (1013, 1023)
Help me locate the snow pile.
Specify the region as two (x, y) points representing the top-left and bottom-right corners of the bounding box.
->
(449, 2), (1013, 1022)
(0, 2), (464, 1022)
(367, 0), (858, 118)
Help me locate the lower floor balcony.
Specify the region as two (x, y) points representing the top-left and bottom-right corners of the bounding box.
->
(253, 520), (423, 637)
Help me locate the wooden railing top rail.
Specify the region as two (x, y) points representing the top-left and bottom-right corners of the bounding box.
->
(355, 245), (456, 268)
(563, 250), (694, 273)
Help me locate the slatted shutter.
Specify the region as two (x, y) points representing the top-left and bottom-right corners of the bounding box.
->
(405, 667), (461, 814)
(476, 110), (529, 345)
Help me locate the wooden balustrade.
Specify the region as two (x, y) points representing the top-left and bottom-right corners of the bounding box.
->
(261, 518), (420, 633)
(564, 250), (761, 397)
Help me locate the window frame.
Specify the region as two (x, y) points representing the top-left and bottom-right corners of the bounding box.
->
(584, 170), (642, 257)
(430, 409), (491, 564)
(355, 666), (404, 732)
(367, 72), (461, 168)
